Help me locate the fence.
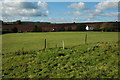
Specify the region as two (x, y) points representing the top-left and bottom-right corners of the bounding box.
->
(43, 34), (88, 50)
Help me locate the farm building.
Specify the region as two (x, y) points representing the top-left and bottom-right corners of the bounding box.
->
(86, 25), (93, 30)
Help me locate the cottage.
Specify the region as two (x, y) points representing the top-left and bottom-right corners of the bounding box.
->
(86, 25), (93, 30)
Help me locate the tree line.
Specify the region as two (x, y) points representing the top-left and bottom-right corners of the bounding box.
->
(90, 22), (119, 32)
(32, 22), (119, 32)
(2, 22), (119, 34)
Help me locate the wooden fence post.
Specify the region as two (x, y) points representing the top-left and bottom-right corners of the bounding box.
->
(62, 40), (64, 49)
(85, 34), (87, 44)
(44, 39), (47, 49)
(56, 44), (57, 48)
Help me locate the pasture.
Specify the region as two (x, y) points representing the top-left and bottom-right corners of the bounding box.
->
(2, 32), (118, 53)
(2, 42), (119, 78)
(2, 32), (119, 78)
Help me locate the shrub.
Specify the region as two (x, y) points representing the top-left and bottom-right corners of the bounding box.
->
(33, 25), (42, 32)
(11, 27), (18, 33)
(76, 24), (86, 31)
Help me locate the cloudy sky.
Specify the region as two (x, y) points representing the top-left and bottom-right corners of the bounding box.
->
(0, 0), (120, 23)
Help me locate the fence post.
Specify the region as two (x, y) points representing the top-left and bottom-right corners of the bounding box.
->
(56, 44), (57, 48)
(62, 40), (64, 49)
(44, 39), (47, 49)
(85, 34), (87, 44)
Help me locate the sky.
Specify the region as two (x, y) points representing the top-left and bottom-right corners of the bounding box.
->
(0, 0), (120, 23)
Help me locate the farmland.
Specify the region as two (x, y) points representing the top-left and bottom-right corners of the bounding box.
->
(2, 32), (118, 53)
(2, 32), (119, 78)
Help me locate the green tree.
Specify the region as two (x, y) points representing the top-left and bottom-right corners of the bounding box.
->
(33, 25), (42, 32)
(16, 20), (21, 24)
(91, 24), (101, 31)
(68, 27), (72, 31)
(12, 27), (18, 33)
(100, 22), (118, 32)
(76, 24), (86, 31)
(2, 29), (11, 34)
(0, 20), (3, 25)
(59, 26), (65, 31)
(109, 23), (118, 31)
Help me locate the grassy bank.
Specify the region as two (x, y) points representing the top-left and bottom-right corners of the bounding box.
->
(2, 42), (119, 78)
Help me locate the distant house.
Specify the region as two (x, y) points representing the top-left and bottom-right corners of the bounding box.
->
(86, 25), (93, 30)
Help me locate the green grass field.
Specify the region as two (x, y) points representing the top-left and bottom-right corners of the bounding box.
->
(2, 32), (119, 78)
(2, 42), (119, 78)
(2, 32), (118, 53)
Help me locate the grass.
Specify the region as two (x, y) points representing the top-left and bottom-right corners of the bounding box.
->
(2, 32), (118, 53)
(2, 42), (119, 78)
(2, 32), (119, 78)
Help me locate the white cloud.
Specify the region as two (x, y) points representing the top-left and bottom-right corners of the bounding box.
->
(48, 17), (52, 20)
(1, 1), (49, 19)
(74, 11), (82, 15)
(94, 9), (101, 13)
(65, 11), (82, 16)
(83, 10), (90, 12)
(84, 17), (100, 21)
(100, 12), (120, 17)
(71, 17), (79, 20)
(66, 2), (87, 16)
(0, 2), (2, 17)
(95, 2), (118, 11)
(68, 2), (85, 10)
(37, 1), (48, 10)
(106, 0), (120, 2)
(95, 0), (119, 14)
(87, 0), (119, 19)
(21, 17), (29, 21)
(2, 0), (120, 2)
(1, 16), (17, 22)
(45, 17), (71, 23)
(45, 10), (49, 14)
(2, 0), (30, 2)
